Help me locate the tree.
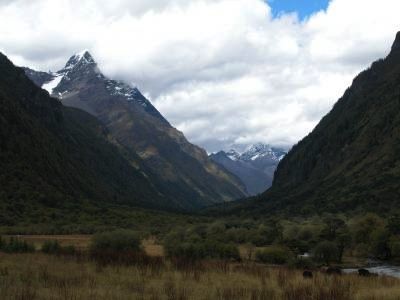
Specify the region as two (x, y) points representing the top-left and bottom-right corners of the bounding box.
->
(387, 214), (400, 235)
(350, 214), (384, 244)
(335, 228), (351, 263)
(313, 241), (339, 265)
(389, 236), (400, 259)
(370, 228), (391, 260)
(320, 217), (345, 240)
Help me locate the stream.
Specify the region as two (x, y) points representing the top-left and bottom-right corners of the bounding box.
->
(343, 265), (400, 278)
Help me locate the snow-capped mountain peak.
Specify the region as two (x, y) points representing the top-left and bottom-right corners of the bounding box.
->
(241, 143), (274, 161)
(40, 50), (96, 95)
(63, 50), (95, 71)
(224, 143), (287, 162)
(226, 149), (240, 161)
(25, 51), (168, 123)
(210, 143), (287, 195)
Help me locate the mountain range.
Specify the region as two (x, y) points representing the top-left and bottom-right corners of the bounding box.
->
(22, 51), (246, 211)
(210, 144), (286, 195)
(224, 31), (400, 217)
(4, 31), (400, 221)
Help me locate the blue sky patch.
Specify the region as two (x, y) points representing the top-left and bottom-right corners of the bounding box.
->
(267, 0), (330, 20)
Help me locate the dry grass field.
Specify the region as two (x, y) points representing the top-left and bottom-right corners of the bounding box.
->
(1, 235), (400, 299)
(0, 252), (399, 300)
(7, 235), (164, 256)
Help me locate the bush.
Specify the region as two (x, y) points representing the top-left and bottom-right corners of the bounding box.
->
(90, 230), (141, 252)
(0, 237), (35, 253)
(60, 245), (77, 256)
(256, 247), (291, 265)
(164, 234), (240, 261)
(41, 240), (61, 254)
(288, 257), (315, 269)
(90, 230), (146, 266)
(40, 240), (77, 256)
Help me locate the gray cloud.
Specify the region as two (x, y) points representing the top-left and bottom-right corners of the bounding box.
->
(0, 0), (399, 152)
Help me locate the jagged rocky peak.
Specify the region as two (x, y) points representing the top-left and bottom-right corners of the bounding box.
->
(240, 143), (286, 162)
(391, 31), (400, 52)
(24, 50), (168, 122)
(226, 149), (240, 161)
(40, 50), (98, 95)
(63, 50), (96, 71)
(214, 143), (287, 162)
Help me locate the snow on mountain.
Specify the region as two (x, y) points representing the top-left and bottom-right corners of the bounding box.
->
(226, 143), (287, 163)
(105, 80), (147, 107)
(239, 143), (286, 162)
(37, 50), (153, 110)
(210, 143), (287, 195)
(62, 50), (95, 72)
(226, 149), (240, 161)
(40, 51), (95, 96)
(41, 74), (63, 94)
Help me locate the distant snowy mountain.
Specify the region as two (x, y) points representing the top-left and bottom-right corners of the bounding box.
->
(210, 143), (287, 195)
(240, 143), (286, 162)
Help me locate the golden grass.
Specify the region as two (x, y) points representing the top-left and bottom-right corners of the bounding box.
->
(8, 235), (92, 250)
(8, 235), (164, 256)
(142, 237), (164, 257)
(0, 252), (399, 300)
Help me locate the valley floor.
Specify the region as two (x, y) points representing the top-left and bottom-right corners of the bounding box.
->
(0, 251), (400, 299)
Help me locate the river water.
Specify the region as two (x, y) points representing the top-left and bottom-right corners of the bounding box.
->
(343, 265), (400, 278)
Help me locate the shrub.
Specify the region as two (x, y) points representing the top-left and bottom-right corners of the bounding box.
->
(40, 240), (77, 256)
(90, 230), (146, 266)
(41, 240), (61, 254)
(60, 245), (77, 256)
(288, 257), (315, 269)
(256, 247), (291, 265)
(90, 230), (141, 252)
(0, 237), (35, 253)
(164, 235), (240, 261)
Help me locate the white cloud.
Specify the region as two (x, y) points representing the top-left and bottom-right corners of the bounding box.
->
(0, 0), (399, 152)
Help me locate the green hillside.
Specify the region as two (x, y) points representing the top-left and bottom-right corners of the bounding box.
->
(221, 32), (400, 217)
(0, 52), (180, 227)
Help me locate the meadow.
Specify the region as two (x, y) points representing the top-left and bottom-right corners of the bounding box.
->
(0, 235), (400, 300)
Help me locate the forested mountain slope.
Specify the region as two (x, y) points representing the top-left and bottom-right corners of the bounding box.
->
(222, 32), (400, 216)
(0, 52), (179, 225)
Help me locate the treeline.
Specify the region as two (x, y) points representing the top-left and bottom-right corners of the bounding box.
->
(162, 213), (400, 265)
(2, 213), (400, 267)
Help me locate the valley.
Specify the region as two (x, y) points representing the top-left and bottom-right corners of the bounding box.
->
(0, 0), (400, 297)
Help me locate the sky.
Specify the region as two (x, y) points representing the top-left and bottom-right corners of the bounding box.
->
(0, 0), (399, 152)
(268, 0), (330, 19)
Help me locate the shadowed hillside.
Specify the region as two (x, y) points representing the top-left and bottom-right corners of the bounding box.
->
(0, 52), (180, 226)
(219, 32), (400, 216)
(24, 51), (246, 210)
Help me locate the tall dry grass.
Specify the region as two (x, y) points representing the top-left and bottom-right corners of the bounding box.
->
(0, 252), (399, 299)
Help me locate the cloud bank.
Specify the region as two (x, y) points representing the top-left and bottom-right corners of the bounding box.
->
(0, 0), (399, 151)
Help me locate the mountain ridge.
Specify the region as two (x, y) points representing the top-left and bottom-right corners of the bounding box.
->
(210, 143), (286, 195)
(0, 51), (183, 227)
(24, 51), (247, 209)
(221, 31), (400, 216)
